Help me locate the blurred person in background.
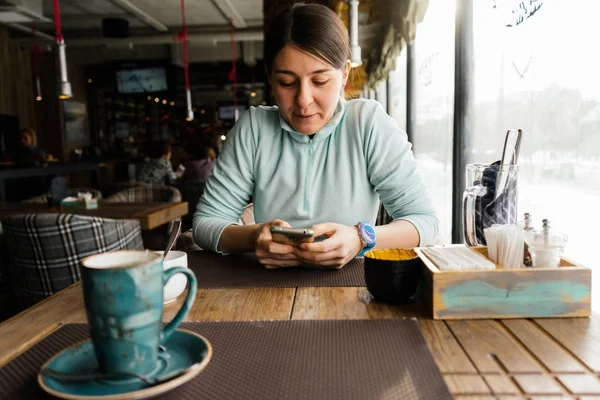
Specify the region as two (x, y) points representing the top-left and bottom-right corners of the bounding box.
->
(138, 140), (185, 185)
(15, 128), (46, 167)
(184, 146), (215, 183)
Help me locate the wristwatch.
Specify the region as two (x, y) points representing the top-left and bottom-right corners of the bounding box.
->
(355, 222), (376, 257)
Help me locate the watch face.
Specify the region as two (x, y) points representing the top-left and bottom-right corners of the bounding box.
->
(361, 223), (376, 244)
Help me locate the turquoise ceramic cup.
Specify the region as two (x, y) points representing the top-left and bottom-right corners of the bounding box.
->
(81, 250), (197, 377)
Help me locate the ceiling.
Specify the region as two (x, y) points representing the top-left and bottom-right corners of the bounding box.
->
(2, 0), (380, 92)
(6, 0), (263, 40)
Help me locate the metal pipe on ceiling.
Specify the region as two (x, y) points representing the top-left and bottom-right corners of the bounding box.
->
(9, 28), (263, 46)
(7, 23), (54, 41)
(67, 28), (263, 47)
(211, 0), (246, 28)
(106, 0), (169, 32)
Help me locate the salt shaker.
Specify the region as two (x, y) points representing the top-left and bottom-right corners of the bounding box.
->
(524, 219), (568, 268)
(523, 213), (533, 267)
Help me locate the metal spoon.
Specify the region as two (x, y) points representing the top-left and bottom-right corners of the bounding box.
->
(40, 365), (190, 387)
(163, 220), (182, 260)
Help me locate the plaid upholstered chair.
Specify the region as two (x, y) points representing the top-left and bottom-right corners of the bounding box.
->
(1, 213), (144, 310)
(106, 185), (182, 250)
(21, 188), (103, 204)
(105, 185), (181, 203)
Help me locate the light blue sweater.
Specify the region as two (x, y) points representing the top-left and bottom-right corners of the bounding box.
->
(193, 98), (438, 252)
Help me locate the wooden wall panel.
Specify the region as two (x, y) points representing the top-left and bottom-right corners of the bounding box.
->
(0, 26), (35, 130)
(0, 27), (12, 117)
(35, 51), (63, 161)
(0, 26), (64, 160)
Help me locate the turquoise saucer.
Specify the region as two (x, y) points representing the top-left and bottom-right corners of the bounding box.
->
(38, 329), (212, 400)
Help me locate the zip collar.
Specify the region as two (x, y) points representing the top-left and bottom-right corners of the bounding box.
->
(278, 97), (346, 143)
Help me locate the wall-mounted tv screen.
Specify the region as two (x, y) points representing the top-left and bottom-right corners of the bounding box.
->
(217, 104), (247, 121)
(116, 67), (168, 93)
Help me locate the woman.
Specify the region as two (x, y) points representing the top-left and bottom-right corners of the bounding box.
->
(137, 140), (184, 185)
(183, 146), (215, 183)
(16, 128), (46, 167)
(193, 3), (438, 269)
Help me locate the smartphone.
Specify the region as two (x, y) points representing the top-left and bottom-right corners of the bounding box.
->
(270, 226), (315, 245)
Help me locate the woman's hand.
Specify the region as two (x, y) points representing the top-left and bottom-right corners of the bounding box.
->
(294, 222), (363, 269)
(254, 219), (301, 268)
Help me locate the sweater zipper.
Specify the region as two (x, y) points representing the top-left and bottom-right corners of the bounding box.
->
(304, 140), (313, 212)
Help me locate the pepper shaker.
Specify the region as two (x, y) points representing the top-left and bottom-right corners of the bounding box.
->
(525, 219), (568, 268)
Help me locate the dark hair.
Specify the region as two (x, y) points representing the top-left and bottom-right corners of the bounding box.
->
(264, 3), (350, 75)
(192, 146), (210, 160)
(150, 140), (171, 159)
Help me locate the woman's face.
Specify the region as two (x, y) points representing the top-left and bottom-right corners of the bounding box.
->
(21, 133), (33, 147)
(270, 45), (350, 135)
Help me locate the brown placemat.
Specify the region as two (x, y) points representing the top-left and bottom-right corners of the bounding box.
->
(0, 320), (451, 400)
(189, 251), (365, 288)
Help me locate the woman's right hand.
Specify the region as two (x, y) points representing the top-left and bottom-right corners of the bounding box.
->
(254, 219), (301, 268)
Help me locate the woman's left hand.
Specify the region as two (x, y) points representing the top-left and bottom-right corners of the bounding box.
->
(294, 222), (363, 269)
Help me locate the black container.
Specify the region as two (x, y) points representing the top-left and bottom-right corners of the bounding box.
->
(364, 249), (423, 305)
(102, 18), (130, 38)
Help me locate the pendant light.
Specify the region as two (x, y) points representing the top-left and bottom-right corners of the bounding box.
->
(32, 22), (42, 101)
(52, 0), (72, 99)
(178, 0), (193, 121)
(349, 0), (362, 68)
(228, 17), (238, 121)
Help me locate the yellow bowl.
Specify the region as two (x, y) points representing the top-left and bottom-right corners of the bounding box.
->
(364, 248), (422, 304)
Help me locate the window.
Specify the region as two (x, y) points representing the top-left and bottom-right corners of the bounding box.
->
(374, 80), (387, 111)
(413, 0), (456, 244)
(472, 0), (600, 309)
(388, 52), (407, 131)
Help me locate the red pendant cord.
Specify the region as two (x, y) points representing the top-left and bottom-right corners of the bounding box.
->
(228, 17), (237, 115)
(180, 0), (190, 91)
(32, 21), (41, 78)
(52, 0), (63, 42)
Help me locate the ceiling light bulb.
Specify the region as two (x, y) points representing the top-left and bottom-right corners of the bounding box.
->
(349, 0), (362, 68)
(57, 40), (72, 99)
(185, 88), (194, 121)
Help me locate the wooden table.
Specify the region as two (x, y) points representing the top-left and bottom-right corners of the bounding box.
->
(0, 202), (188, 230)
(0, 163), (100, 202)
(1, 254), (599, 399)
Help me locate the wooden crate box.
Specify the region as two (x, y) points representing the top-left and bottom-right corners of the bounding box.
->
(414, 246), (592, 320)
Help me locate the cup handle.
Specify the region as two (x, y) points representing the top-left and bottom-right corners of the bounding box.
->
(463, 186), (485, 246)
(159, 267), (197, 344)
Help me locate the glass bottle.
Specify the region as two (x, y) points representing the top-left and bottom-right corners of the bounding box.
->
(524, 219), (568, 268)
